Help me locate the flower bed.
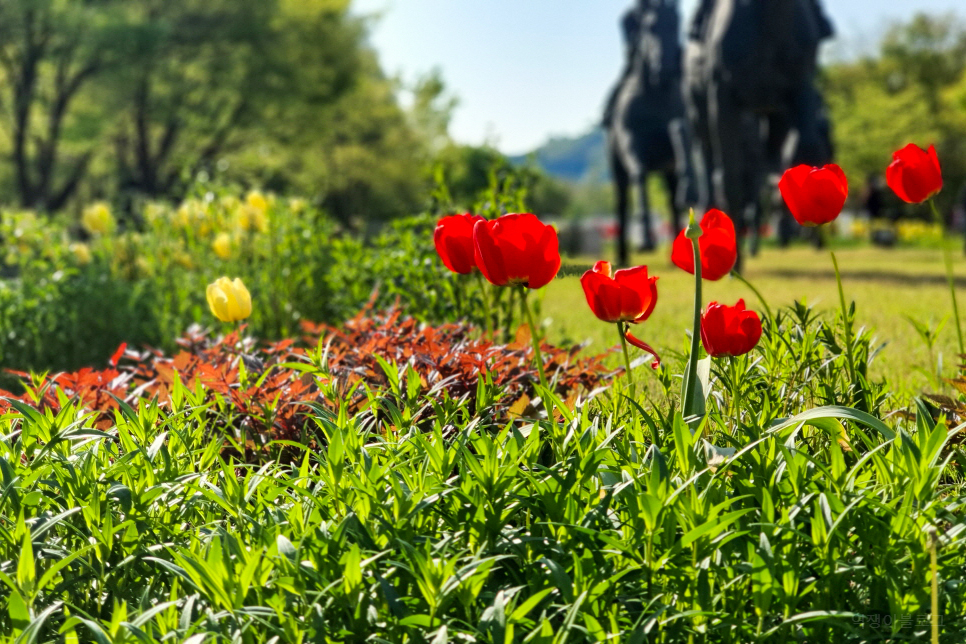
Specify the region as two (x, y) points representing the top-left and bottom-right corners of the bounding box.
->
(2, 308), (610, 459)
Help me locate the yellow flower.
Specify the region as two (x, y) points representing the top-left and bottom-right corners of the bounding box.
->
(173, 250), (194, 269)
(212, 232), (232, 259)
(289, 197), (308, 214)
(69, 242), (92, 266)
(206, 276), (252, 322)
(144, 202), (167, 224)
(246, 190), (268, 213)
(82, 202), (114, 235)
(236, 206), (268, 233)
(136, 256), (152, 277)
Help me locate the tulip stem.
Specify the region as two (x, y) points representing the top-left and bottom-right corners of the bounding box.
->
(503, 287), (517, 343)
(830, 251), (858, 390)
(730, 270), (773, 325)
(520, 287), (550, 392)
(476, 272), (493, 336)
(928, 527), (940, 644)
(729, 356), (740, 430)
(618, 322), (637, 401)
(682, 232), (703, 418)
(929, 199), (965, 360)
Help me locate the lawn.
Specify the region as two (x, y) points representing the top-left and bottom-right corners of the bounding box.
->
(545, 243), (963, 399)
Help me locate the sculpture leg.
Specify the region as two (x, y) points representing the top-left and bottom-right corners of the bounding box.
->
(685, 78), (713, 211)
(669, 116), (697, 216)
(708, 78), (753, 270)
(777, 200), (796, 248)
(664, 167), (682, 237)
(612, 150), (631, 268)
(637, 173), (655, 252)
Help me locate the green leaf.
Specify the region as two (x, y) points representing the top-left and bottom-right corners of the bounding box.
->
(17, 532), (34, 593)
(770, 406), (895, 441)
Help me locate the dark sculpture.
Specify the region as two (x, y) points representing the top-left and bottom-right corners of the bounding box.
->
(604, 0), (694, 267)
(685, 0), (834, 266)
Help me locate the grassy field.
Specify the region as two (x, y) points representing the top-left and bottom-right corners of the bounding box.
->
(543, 243), (963, 399)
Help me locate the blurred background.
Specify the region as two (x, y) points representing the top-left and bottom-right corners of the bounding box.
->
(0, 0), (963, 226)
(1, 0), (965, 388)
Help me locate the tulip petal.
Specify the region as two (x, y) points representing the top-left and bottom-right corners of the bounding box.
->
(886, 158), (911, 203)
(625, 331), (661, 369)
(527, 224), (561, 289)
(207, 283), (229, 322)
(592, 260), (613, 278)
(700, 298), (761, 357)
(581, 269), (622, 322)
(473, 220), (509, 286)
(474, 214), (560, 289)
(691, 209), (737, 281)
(614, 265), (658, 322)
(671, 230), (695, 275)
(232, 278), (252, 319)
(888, 144), (943, 203)
(434, 213), (482, 274)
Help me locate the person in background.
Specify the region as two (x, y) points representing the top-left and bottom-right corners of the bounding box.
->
(864, 172), (884, 221)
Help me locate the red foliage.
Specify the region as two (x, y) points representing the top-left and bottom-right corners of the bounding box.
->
(0, 309), (612, 454)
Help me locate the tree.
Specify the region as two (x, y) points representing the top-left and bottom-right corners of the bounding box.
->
(0, 0), (124, 210)
(822, 12), (966, 214)
(109, 0), (362, 200)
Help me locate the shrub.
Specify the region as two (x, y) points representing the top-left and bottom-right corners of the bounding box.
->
(0, 197), (497, 378)
(2, 308), (610, 461)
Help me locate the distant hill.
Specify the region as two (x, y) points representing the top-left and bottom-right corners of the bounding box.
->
(510, 128), (609, 184)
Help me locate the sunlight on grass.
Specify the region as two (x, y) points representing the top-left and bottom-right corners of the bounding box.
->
(544, 244), (961, 399)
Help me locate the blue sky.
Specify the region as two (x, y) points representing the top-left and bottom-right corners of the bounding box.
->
(351, 0), (965, 155)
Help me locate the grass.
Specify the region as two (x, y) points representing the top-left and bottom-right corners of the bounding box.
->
(544, 243), (964, 399)
(3, 341), (966, 642)
(5, 230), (966, 641)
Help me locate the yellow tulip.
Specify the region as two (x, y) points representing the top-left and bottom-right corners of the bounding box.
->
(69, 242), (92, 266)
(246, 190), (268, 213)
(82, 202), (115, 235)
(212, 232), (232, 259)
(236, 206), (268, 233)
(206, 276), (252, 322)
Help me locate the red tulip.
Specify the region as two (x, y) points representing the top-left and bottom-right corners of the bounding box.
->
(886, 144), (943, 204)
(778, 163), (848, 226)
(580, 261), (658, 323)
(580, 261), (661, 367)
(700, 299), (762, 358)
(434, 213), (484, 274)
(671, 209), (737, 281)
(473, 213), (561, 289)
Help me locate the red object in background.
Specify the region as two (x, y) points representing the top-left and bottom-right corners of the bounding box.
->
(473, 213), (561, 289)
(670, 209), (737, 281)
(109, 342), (127, 367)
(600, 222), (619, 240)
(434, 213), (485, 274)
(700, 299), (762, 358)
(580, 261), (658, 324)
(779, 163), (848, 227)
(886, 144), (943, 204)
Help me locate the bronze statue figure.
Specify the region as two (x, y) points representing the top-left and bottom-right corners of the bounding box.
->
(684, 0), (834, 267)
(604, 0), (695, 267)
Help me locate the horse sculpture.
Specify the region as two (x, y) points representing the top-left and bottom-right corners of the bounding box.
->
(685, 0), (833, 267)
(604, 0), (694, 267)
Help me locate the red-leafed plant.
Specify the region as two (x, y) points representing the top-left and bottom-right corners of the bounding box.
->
(1, 308), (611, 461)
